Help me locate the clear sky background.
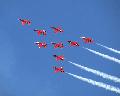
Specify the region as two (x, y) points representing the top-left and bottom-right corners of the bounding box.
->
(0, 0), (120, 96)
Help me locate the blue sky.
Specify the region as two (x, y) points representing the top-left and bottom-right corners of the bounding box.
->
(0, 0), (120, 96)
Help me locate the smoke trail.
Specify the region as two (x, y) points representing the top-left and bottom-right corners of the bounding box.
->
(84, 47), (120, 64)
(96, 43), (120, 54)
(66, 72), (120, 94)
(68, 61), (120, 83)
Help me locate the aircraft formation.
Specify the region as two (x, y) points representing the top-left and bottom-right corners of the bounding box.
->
(18, 18), (120, 95)
(18, 18), (94, 73)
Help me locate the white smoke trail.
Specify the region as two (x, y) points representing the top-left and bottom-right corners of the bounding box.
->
(96, 43), (120, 54)
(84, 47), (120, 64)
(68, 61), (120, 83)
(66, 72), (120, 94)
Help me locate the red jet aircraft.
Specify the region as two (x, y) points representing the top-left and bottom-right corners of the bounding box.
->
(53, 66), (64, 73)
(50, 26), (64, 33)
(34, 29), (46, 36)
(51, 42), (64, 48)
(80, 37), (94, 43)
(34, 42), (47, 48)
(53, 55), (64, 61)
(68, 41), (79, 46)
(18, 18), (31, 25)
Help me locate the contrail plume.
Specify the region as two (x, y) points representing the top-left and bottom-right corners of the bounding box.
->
(66, 72), (120, 94)
(96, 43), (120, 54)
(68, 61), (120, 83)
(84, 47), (120, 64)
